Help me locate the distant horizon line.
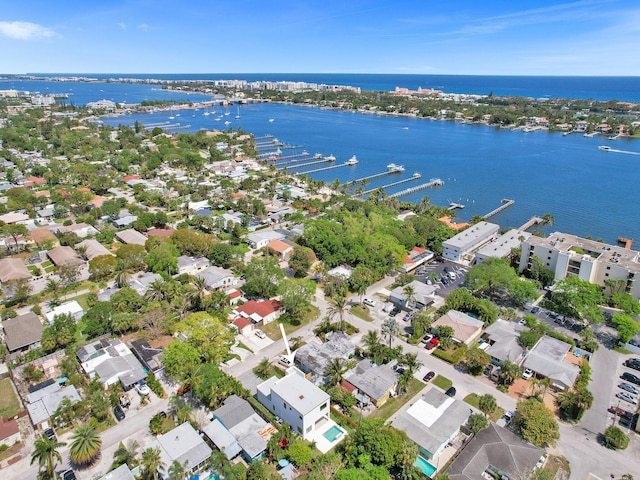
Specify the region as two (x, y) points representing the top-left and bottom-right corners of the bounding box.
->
(3, 72), (640, 78)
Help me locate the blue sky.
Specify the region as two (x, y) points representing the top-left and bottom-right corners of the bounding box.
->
(1, 0), (639, 75)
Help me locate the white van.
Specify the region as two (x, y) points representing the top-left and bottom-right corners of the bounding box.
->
(448, 271), (457, 280)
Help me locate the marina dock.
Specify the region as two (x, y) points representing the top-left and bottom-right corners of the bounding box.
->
(389, 178), (444, 198)
(296, 162), (356, 175)
(448, 203), (465, 210)
(345, 170), (397, 185)
(281, 157), (332, 169)
(519, 216), (543, 231)
(483, 198), (515, 219)
(354, 173), (422, 197)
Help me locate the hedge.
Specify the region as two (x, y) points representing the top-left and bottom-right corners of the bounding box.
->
(432, 345), (467, 364)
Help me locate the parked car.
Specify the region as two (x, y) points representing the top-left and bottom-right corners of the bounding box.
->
(616, 391), (638, 405)
(531, 306), (540, 314)
(279, 356), (292, 366)
(497, 410), (514, 427)
(61, 471), (77, 480)
(425, 337), (439, 350)
(119, 394), (130, 408)
(403, 311), (415, 322)
(517, 318), (526, 325)
(522, 368), (534, 380)
(484, 364), (494, 377)
(114, 405), (126, 421)
(363, 298), (376, 307)
(445, 386), (456, 397)
(619, 382), (639, 395)
(421, 334), (433, 344)
(135, 382), (151, 396)
(254, 329), (266, 339)
(389, 306), (401, 317)
(622, 372), (640, 385)
(177, 383), (191, 396)
(608, 405), (634, 420)
(448, 271), (457, 280)
(490, 367), (501, 382)
(625, 359), (640, 371)
(43, 428), (56, 441)
(423, 371), (435, 382)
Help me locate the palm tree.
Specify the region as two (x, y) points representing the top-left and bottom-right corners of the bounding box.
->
(362, 330), (381, 356)
(325, 358), (346, 386)
(141, 447), (165, 480)
(145, 279), (169, 302)
(114, 264), (131, 288)
(168, 460), (189, 480)
(403, 352), (422, 375)
(69, 423), (102, 466)
(541, 213), (555, 226)
(478, 394), (497, 418)
(397, 369), (413, 394)
(255, 357), (272, 379)
(418, 195), (431, 213)
(403, 285), (416, 309)
(31, 436), (66, 479)
(328, 295), (347, 332)
(169, 395), (194, 425)
(112, 440), (140, 470)
(381, 318), (400, 348)
(498, 360), (521, 386)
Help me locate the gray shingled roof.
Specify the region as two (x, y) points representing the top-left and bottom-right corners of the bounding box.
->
(155, 422), (212, 472)
(0, 258), (31, 282)
(2, 312), (43, 352)
(343, 359), (399, 403)
(447, 423), (543, 480)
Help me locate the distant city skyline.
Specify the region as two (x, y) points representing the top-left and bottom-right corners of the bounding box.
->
(1, 0), (639, 76)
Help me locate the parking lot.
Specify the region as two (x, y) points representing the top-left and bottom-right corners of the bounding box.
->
(412, 260), (469, 296)
(609, 357), (640, 429)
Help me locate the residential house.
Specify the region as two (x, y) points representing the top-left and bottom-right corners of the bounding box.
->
(0, 212), (30, 225)
(432, 310), (484, 347)
(392, 388), (470, 460)
(519, 232), (640, 300)
(46, 246), (84, 268)
(233, 299), (285, 327)
(55, 222), (99, 239)
(389, 280), (437, 311)
(202, 395), (276, 462)
(294, 332), (355, 385)
(26, 380), (81, 430)
(447, 423), (544, 480)
(522, 336), (580, 390)
(146, 228), (176, 238)
(0, 418), (20, 448)
(266, 239), (295, 261)
(0, 258), (31, 283)
(232, 316), (253, 336)
(45, 300), (84, 323)
(77, 338), (147, 390)
(342, 359), (399, 407)
(113, 215), (138, 229)
(197, 266), (237, 291)
(129, 272), (163, 296)
(128, 338), (164, 375)
(257, 369), (330, 440)
(76, 239), (112, 261)
(176, 255), (211, 276)
(442, 221), (500, 263)
(97, 464), (136, 480)
(115, 229), (147, 246)
(400, 246), (435, 273)
(482, 320), (527, 366)
(326, 266), (353, 280)
(247, 229), (285, 249)
(2, 312), (43, 355)
(152, 423), (212, 479)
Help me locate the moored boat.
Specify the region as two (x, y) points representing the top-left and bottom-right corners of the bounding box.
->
(599, 145), (611, 151)
(387, 163), (405, 173)
(345, 155), (358, 166)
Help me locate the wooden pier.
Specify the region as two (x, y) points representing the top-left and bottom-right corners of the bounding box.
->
(296, 162), (356, 175)
(280, 157), (332, 169)
(345, 170), (395, 185)
(354, 173), (422, 197)
(519, 216), (543, 231)
(389, 178), (444, 198)
(483, 198), (515, 219)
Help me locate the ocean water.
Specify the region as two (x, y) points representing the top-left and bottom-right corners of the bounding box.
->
(101, 102), (640, 244)
(9, 73), (640, 102)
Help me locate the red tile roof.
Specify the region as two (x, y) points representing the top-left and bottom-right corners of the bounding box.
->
(233, 317), (252, 329)
(267, 239), (293, 253)
(341, 381), (357, 393)
(146, 228), (176, 238)
(228, 290), (243, 299)
(236, 299), (284, 318)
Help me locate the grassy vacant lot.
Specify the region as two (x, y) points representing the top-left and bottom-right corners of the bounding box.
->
(464, 393), (504, 422)
(432, 374), (453, 391)
(0, 378), (22, 419)
(370, 378), (424, 422)
(261, 305), (320, 339)
(350, 304), (373, 322)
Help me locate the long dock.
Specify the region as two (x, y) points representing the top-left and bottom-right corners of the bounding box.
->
(483, 198), (515, 219)
(295, 162), (356, 175)
(280, 157), (332, 169)
(163, 123), (191, 130)
(355, 173), (422, 197)
(345, 170), (396, 185)
(389, 178), (444, 198)
(519, 216), (543, 231)
(449, 203), (465, 210)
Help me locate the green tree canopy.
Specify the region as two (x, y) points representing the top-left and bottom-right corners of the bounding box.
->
(550, 276), (604, 323)
(243, 256), (284, 298)
(173, 312), (235, 365)
(514, 398), (560, 447)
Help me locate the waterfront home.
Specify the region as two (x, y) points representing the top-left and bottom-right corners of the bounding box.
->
(257, 369), (330, 441)
(391, 388), (470, 460)
(475, 229), (531, 264)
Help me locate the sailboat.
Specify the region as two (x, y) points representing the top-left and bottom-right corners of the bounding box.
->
(203, 106), (210, 116)
(235, 106), (241, 119)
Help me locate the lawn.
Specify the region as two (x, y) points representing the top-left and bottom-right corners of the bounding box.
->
(463, 393), (504, 422)
(0, 378), (22, 419)
(261, 305), (320, 339)
(432, 374), (453, 391)
(350, 304), (373, 322)
(369, 378), (424, 422)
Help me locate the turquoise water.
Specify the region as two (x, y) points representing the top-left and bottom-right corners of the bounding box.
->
(414, 456), (437, 478)
(323, 425), (344, 442)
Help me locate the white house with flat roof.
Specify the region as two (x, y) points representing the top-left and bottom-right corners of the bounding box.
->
(475, 229), (531, 264)
(247, 229), (285, 249)
(442, 221), (500, 263)
(519, 232), (640, 299)
(257, 369), (330, 440)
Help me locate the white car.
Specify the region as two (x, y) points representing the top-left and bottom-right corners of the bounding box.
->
(522, 368), (534, 380)
(497, 410), (514, 427)
(135, 382), (151, 396)
(616, 391), (638, 405)
(279, 356), (292, 366)
(254, 329), (266, 339)
(363, 298), (376, 307)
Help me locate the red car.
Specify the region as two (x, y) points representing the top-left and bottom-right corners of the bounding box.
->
(425, 338), (439, 350)
(423, 371), (435, 382)
(608, 406), (634, 420)
(177, 383), (191, 395)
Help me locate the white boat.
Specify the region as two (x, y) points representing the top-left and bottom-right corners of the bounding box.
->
(314, 153), (323, 159)
(387, 163), (405, 173)
(235, 107), (241, 119)
(268, 118), (275, 123)
(599, 145), (611, 151)
(224, 120), (231, 126)
(345, 155), (358, 166)
(325, 154), (336, 162)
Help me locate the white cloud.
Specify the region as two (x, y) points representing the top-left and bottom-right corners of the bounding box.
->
(116, 22), (126, 30)
(137, 23), (149, 32)
(0, 21), (58, 40)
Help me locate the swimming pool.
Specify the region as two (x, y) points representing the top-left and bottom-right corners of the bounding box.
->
(323, 425), (344, 442)
(413, 455), (437, 478)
